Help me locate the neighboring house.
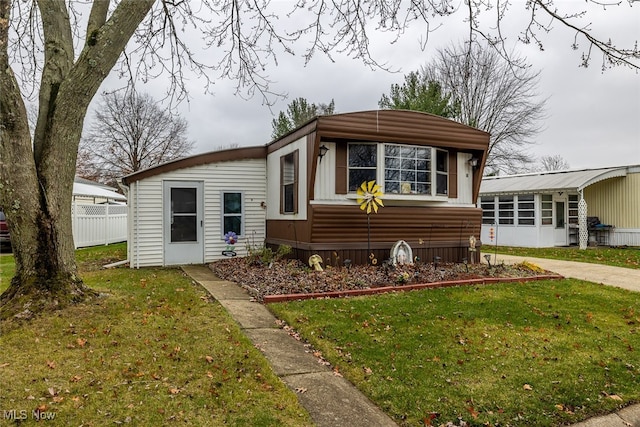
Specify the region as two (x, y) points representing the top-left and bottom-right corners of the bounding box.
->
(121, 110), (489, 267)
(478, 165), (640, 248)
(72, 177), (128, 248)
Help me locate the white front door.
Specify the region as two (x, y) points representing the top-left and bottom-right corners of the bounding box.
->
(163, 181), (204, 265)
(553, 197), (568, 246)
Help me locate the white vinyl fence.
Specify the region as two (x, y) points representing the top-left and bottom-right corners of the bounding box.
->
(72, 203), (128, 248)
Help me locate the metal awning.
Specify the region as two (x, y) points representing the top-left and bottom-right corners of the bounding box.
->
(479, 166), (631, 195)
(73, 182), (127, 202)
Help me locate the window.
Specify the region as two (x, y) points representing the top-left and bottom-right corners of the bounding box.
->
(568, 194), (579, 224)
(347, 143), (449, 197)
(348, 144), (377, 191)
(498, 195), (514, 225)
(481, 196), (495, 224)
(435, 149), (448, 196)
(541, 194), (553, 225)
(222, 192), (243, 236)
(517, 194), (535, 226)
(281, 151), (298, 214)
(384, 144), (431, 194)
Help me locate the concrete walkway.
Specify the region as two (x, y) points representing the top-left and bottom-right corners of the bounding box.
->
(184, 261), (640, 427)
(182, 265), (397, 427)
(483, 253), (640, 293)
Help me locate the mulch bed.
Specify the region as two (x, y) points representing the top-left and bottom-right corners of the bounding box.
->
(209, 257), (562, 303)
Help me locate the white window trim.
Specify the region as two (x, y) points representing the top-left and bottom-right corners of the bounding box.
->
(221, 191), (244, 238)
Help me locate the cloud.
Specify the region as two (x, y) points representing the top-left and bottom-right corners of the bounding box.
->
(93, 2), (640, 170)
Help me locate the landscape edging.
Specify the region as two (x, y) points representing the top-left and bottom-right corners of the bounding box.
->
(262, 274), (565, 304)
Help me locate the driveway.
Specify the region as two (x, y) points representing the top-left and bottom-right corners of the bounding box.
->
(483, 253), (640, 293)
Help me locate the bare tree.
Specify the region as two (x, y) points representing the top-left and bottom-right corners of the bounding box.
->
(78, 91), (194, 186)
(271, 98), (336, 139)
(538, 155), (570, 172)
(420, 42), (547, 174)
(1, 0), (637, 320)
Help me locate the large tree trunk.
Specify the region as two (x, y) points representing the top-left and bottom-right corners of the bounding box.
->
(0, 0), (155, 322)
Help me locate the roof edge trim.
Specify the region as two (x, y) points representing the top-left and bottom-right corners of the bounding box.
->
(121, 146), (267, 185)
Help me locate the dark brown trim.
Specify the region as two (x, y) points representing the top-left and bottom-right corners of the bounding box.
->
(448, 150), (458, 199)
(335, 142), (347, 194)
(122, 146), (267, 184)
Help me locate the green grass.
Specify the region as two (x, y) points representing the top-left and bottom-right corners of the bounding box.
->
(491, 245), (640, 269)
(0, 244), (312, 426)
(269, 280), (640, 426)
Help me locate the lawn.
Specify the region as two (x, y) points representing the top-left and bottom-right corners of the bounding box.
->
(490, 245), (640, 269)
(269, 279), (640, 426)
(0, 244), (312, 426)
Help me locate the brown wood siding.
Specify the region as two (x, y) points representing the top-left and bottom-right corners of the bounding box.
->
(266, 204), (482, 264)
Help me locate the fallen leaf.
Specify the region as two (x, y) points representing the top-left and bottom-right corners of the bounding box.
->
(363, 366), (373, 375)
(295, 387), (307, 394)
(523, 384), (533, 391)
(0, 362), (9, 368)
(169, 388), (180, 394)
(48, 387), (57, 397)
(608, 394), (623, 401)
(70, 375), (82, 383)
(46, 360), (56, 369)
(76, 338), (87, 347)
(205, 355), (214, 363)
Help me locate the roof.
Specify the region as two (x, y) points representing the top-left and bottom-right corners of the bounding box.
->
(121, 110), (490, 186)
(479, 165), (638, 195)
(73, 182), (127, 202)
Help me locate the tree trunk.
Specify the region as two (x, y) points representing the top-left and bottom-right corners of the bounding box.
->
(0, 0), (155, 323)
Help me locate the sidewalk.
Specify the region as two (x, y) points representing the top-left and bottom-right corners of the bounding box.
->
(184, 261), (640, 427)
(182, 265), (397, 427)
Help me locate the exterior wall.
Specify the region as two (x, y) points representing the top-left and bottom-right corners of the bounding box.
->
(128, 159), (267, 267)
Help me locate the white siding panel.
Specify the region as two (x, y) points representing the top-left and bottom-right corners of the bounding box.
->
(314, 142), (342, 201)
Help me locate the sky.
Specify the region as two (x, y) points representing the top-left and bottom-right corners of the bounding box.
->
(96, 1), (640, 172)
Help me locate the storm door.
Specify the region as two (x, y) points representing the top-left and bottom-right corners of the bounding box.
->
(163, 181), (204, 265)
(553, 197), (568, 246)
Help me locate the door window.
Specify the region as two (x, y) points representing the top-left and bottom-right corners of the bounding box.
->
(171, 187), (197, 242)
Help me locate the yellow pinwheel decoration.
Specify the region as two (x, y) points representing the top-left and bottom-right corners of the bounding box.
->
(356, 180), (384, 214)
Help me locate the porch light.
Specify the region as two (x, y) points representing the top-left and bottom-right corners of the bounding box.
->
(318, 145), (329, 161)
(468, 157), (479, 168)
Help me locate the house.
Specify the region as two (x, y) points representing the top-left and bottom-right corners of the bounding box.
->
(121, 110), (489, 267)
(72, 177), (128, 248)
(478, 165), (640, 248)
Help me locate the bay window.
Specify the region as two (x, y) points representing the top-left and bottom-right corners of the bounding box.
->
(348, 142), (448, 197)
